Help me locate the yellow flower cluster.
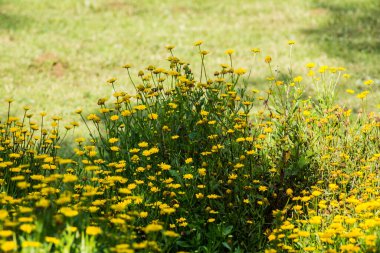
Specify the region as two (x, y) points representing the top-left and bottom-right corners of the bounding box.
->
(0, 42), (379, 252)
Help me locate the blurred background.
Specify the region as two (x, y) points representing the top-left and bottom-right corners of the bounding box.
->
(0, 0), (379, 123)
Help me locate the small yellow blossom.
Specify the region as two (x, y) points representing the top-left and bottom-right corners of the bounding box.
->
(86, 226), (102, 236)
(144, 224), (163, 233)
(225, 49), (234, 55)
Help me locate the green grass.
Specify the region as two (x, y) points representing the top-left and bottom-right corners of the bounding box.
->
(0, 0), (379, 124)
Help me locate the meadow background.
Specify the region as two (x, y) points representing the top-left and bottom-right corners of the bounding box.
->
(1, 0), (379, 122)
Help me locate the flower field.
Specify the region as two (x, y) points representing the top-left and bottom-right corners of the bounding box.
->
(0, 41), (379, 253)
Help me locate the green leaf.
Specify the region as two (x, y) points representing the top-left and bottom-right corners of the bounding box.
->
(176, 240), (192, 248)
(222, 242), (232, 251)
(222, 225), (233, 237)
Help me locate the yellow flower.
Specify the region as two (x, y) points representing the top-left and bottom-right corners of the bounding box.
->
(36, 198), (50, 208)
(67, 226), (78, 233)
(293, 76), (303, 83)
(149, 147), (159, 154)
(265, 56), (272, 63)
(365, 235), (376, 246)
(309, 216), (322, 225)
(88, 206), (99, 213)
(268, 234), (276, 241)
(165, 45), (175, 51)
(288, 40), (295, 45)
(319, 65), (328, 73)
(148, 113), (158, 120)
(307, 70), (315, 76)
(144, 224), (163, 233)
(286, 188), (293, 196)
(74, 108), (83, 114)
(164, 230), (180, 237)
(258, 186), (268, 192)
(107, 77), (117, 84)
(364, 79), (374, 85)
(194, 40), (203, 46)
(133, 241), (148, 249)
(158, 162), (171, 171)
(110, 115), (119, 121)
(121, 110), (132, 116)
(171, 135), (179, 140)
(234, 68), (246, 75)
(110, 218), (125, 225)
(22, 241), (41, 248)
(251, 48), (261, 53)
(150, 187), (159, 193)
(340, 244), (360, 252)
(110, 146), (120, 151)
(207, 194), (220, 199)
(356, 91), (369, 99)
(264, 127), (273, 133)
(109, 138), (119, 144)
(328, 183), (339, 191)
(86, 226), (102, 236)
(298, 231), (310, 237)
(1, 241), (17, 252)
(122, 63), (132, 68)
(19, 224), (35, 234)
(60, 207), (78, 217)
(133, 105), (147, 111)
(228, 174), (238, 180)
(63, 174), (78, 183)
(0, 210), (8, 220)
(183, 174), (194, 180)
(200, 50), (209, 55)
(185, 158), (193, 164)
(18, 217), (33, 223)
(196, 193), (204, 199)
(198, 168), (206, 176)
(345, 217), (357, 224)
(225, 49), (234, 55)
(0, 230), (13, 238)
(246, 150), (255, 155)
(87, 114), (100, 121)
(275, 81), (284, 86)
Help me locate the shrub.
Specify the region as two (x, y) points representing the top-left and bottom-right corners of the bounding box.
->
(0, 42), (378, 253)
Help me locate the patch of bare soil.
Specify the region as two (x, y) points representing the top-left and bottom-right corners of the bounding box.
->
(30, 52), (68, 78)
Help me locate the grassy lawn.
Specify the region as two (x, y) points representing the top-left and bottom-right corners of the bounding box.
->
(0, 0), (379, 123)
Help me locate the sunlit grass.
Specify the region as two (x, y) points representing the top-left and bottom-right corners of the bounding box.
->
(0, 0), (378, 123)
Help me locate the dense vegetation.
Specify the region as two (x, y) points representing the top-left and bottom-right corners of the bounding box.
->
(0, 42), (379, 252)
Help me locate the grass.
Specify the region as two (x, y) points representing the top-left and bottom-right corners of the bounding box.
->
(0, 0), (379, 125)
